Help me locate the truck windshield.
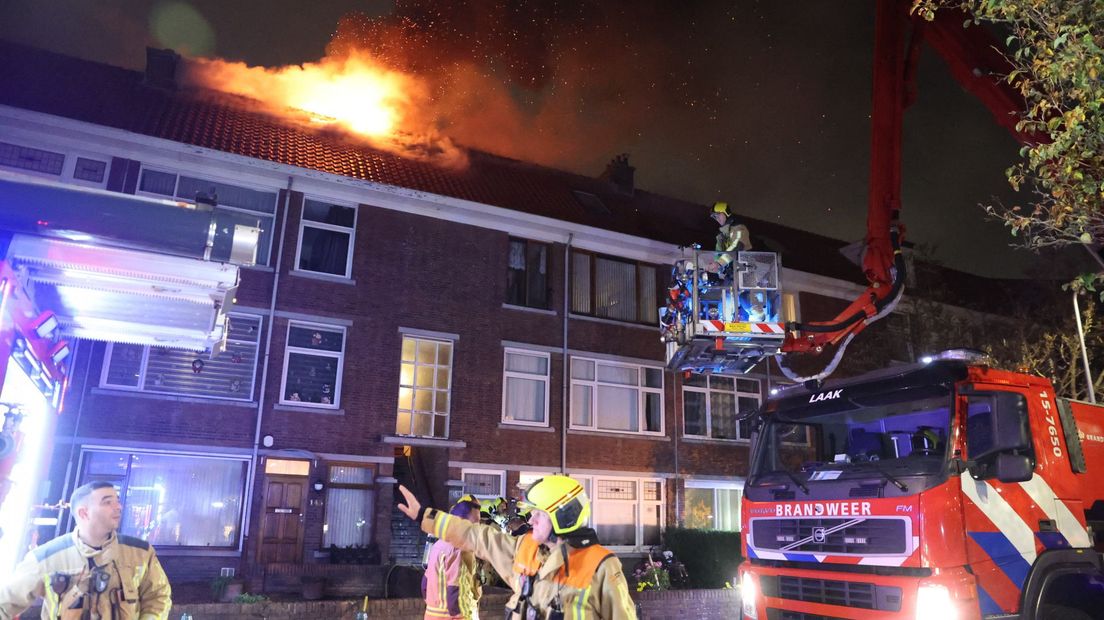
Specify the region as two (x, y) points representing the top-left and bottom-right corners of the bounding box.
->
(750, 393), (951, 492)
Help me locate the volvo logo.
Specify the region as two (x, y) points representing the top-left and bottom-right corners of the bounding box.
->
(812, 527), (827, 543)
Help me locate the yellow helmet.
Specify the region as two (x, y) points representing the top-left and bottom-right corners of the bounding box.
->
(712, 201), (730, 215)
(456, 494), (481, 507)
(519, 475), (590, 535)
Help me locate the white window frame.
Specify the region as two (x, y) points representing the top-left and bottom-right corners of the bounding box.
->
(572, 474), (665, 552)
(134, 166), (278, 265)
(682, 376), (761, 442)
(684, 479), (745, 532)
(570, 356), (665, 436)
(395, 335), (454, 438)
(98, 313), (261, 401)
(279, 320), (347, 410)
(501, 348), (551, 427)
(461, 468), (506, 502)
(64, 151), (110, 189)
(293, 197), (358, 279)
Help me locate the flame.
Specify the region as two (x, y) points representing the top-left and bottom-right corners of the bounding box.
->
(184, 51), (467, 167)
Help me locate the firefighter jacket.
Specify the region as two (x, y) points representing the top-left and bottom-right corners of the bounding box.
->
(0, 530), (171, 620)
(714, 223), (751, 268)
(422, 538), (481, 619)
(420, 509), (636, 620)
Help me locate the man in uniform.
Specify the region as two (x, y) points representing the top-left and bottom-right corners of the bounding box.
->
(0, 481), (172, 620)
(398, 475), (636, 619)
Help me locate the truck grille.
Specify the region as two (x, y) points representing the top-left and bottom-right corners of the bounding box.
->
(750, 517), (908, 555)
(766, 610), (846, 620)
(761, 575), (902, 612)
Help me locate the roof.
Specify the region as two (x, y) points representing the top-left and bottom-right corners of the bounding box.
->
(0, 41), (1029, 309)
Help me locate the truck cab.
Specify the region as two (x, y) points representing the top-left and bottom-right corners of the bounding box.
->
(738, 350), (1104, 619)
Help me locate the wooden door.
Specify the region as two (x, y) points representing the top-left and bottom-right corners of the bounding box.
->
(259, 475), (307, 563)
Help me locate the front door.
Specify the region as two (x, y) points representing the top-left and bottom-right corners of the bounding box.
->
(259, 474), (307, 563)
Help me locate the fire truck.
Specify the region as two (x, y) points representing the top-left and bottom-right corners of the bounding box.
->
(737, 350), (1104, 620)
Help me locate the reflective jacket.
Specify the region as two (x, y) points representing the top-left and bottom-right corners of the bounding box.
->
(0, 531), (171, 620)
(420, 509), (636, 620)
(422, 538), (480, 619)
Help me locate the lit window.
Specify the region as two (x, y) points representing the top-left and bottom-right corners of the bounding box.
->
(570, 357), (664, 435)
(100, 315), (261, 401)
(683, 376), (760, 440)
(280, 322), (346, 409)
(79, 450), (248, 549)
(685, 483), (743, 532)
(396, 336), (453, 438)
(297, 199), (356, 278)
(502, 349), (550, 426)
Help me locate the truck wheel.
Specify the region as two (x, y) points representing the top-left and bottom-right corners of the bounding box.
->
(1038, 603), (1092, 620)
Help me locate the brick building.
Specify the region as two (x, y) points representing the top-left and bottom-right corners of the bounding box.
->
(0, 42), (1013, 588)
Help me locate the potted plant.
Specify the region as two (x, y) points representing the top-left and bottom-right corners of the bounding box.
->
(210, 575), (244, 602)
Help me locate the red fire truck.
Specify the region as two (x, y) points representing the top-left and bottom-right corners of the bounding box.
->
(738, 350), (1104, 620)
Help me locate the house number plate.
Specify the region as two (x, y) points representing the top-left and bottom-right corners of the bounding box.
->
(274, 508), (294, 514)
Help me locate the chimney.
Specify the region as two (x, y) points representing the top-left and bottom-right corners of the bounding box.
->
(144, 47), (180, 90)
(600, 153), (635, 195)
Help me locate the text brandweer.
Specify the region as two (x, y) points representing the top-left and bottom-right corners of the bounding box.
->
(775, 502), (872, 517)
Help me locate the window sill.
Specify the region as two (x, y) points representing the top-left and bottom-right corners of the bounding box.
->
(273, 403), (345, 416)
(679, 435), (749, 445)
(567, 429), (669, 442)
(242, 264), (275, 272)
(498, 422), (555, 433)
(289, 270), (356, 285)
(90, 387), (257, 408)
(381, 435), (467, 449)
(568, 313), (656, 331)
(502, 303), (557, 316)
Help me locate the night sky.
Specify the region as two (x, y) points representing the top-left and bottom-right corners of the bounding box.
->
(0, 0), (1051, 278)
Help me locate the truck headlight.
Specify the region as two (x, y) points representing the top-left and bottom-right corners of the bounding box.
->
(740, 571), (758, 619)
(916, 584), (957, 619)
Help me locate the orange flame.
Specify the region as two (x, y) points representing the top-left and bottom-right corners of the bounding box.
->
(184, 51), (467, 167)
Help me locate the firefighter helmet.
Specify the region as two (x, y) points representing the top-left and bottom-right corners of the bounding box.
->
(712, 202), (730, 215)
(519, 475), (590, 535)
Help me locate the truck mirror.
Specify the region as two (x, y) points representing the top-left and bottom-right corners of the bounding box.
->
(993, 453), (1033, 483)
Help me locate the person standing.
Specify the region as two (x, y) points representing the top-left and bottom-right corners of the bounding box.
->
(0, 481), (172, 620)
(423, 498), (482, 619)
(399, 475), (636, 619)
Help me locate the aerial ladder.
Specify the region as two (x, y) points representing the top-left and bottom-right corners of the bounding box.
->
(663, 0), (1031, 384)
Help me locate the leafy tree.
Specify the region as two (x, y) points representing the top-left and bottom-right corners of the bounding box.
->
(913, 1), (1104, 290)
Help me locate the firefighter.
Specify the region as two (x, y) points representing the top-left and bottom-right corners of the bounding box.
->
(708, 202), (752, 279)
(397, 475), (637, 619)
(423, 497), (482, 620)
(0, 481), (172, 620)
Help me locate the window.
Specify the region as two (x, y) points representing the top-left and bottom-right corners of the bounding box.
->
(502, 349), (550, 426)
(683, 376), (760, 440)
(685, 482), (743, 531)
(571, 357), (663, 435)
(506, 238), (550, 309)
(462, 469), (505, 501)
(99, 315), (261, 400)
(323, 465), (375, 547)
(584, 475), (664, 549)
(72, 157), (108, 185)
(396, 336), (453, 438)
(0, 141), (65, 175)
(78, 449), (248, 549)
(570, 251), (658, 324)
(136, 169), (278, 264)
(518, 473), (663, 549)
(297, 199), (356, 278)
(280, 322), (346, 409)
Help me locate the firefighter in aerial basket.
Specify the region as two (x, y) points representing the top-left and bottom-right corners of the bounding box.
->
(708, 201), (752, 281)
(397, 475), (637, 619)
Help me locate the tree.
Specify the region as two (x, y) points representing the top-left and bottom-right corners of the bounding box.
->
(913, 1), (1104, 290)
